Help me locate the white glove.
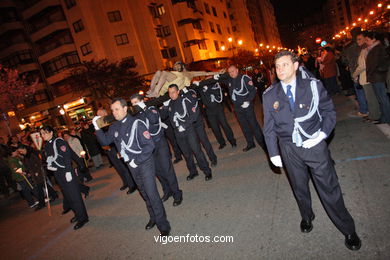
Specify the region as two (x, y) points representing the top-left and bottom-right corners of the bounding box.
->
(65, 172), (72, 182)
(270, 156), (283, 167)
(129, 159), (137, 168)
(193, 81), (200, 86)
(302, 131), (327, 149)
(47, 165), (57, 171)
(160, 122), (168, 129)
(178, 126), (185, 132)
(163, 100), (171, 107)
(182, 87), (188, 93)
(214, 74), (220, 80)
(137, 101), (146, 109)
(203, 86), (208, 91)
(92, 116), (101, 130)
(241, 101), (250, 108)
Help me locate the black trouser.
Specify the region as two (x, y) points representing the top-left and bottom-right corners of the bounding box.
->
(236, 105), (266, 150)
(128, 156), (170, 232)
(75, 157), (92, 183)
(106, 147), (136, 189)
(280, 141), (356, 236)
(206, 105), (236, 146)
(18, 180), (35, 206)
(194, 118), (217, 163)
(154, 137), (182, 200)
(63, 182), (89, 211)
(55, 169), (88, 222)
(164, 123), (183, 161)
(175, 126), (212, 177)
(32, 183), (45, 206)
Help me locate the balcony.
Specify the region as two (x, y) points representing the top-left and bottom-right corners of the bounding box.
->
(17, 63), (40, 74)
(22, 0), (61, 20)
(30, 20), (68, 42)
(38, 43), (76, 63)
(0, 42), (31, 57)
(0, 20), (23, 35)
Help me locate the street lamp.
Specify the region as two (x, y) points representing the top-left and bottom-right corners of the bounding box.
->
(221, 45), (226, 51)
(228, 37), (233, 43)
(378, 3), (382, 8)
(237, 39), (243, 45)
(369, 10), (374, 15)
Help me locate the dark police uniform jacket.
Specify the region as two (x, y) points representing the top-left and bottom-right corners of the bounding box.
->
(95, 114), (154, 165)
(262, 75), (336, 158)
(198, 82), (224, 114)
(219, 73), (257, 111)
(44, 137), (76, 173)
(135, 106), (164, 143)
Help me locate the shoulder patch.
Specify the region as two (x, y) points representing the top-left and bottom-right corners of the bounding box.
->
(143, 131), (151, 139)
(248, 80), (253, 86)
(60, 145), (66, 152)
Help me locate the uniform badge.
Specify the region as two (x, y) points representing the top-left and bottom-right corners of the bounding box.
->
(192, 107), (196, 113)
(152, 109), (157, 114)
(273, 101), (279, 110)
(114, 131), (118, 137)
(192, 94), (197, 98)
(248, 80), (253, 86)
(60, 145), (66, 152)
(143, 131), (151, 139)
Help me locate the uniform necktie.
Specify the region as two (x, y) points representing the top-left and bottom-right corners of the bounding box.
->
(286, 85), (294, 111)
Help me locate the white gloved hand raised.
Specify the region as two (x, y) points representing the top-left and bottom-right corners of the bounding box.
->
(302, 131), (327, 149)
(203, 86), (208, 91)
(129, 159), (137, 168)
(241, 101), (250, 108)
(178, 126), (185, 132)
(137, 101), (146, 109)
(160, 122), (168, 129)
(92, 116), (101, 130)
(47, 165), (57, 171)
(193, 81), (200, 86)
(270, 155), (283, 167)
(163, 100), (171, 107)
(214, 74), (220, 80)
(65, 172), (72, 182)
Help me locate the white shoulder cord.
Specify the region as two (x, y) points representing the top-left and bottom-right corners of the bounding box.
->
(292, 80), (322, 147)
(210, 82), (223, 103)
(231, 75), (250, 101)
(120, 119), (149, 161)
(144, 115), (163, 137)
(173, 97), (192, 127)
(46, 138), (65, 168)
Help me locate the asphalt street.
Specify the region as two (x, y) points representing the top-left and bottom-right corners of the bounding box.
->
(1, 95), (389, 260)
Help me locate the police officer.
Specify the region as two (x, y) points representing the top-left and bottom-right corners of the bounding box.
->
(193, 79), (236, 149)
(41, 126), (89, 230)
(216, 65), (267, 152)
(130, 94), (183, 206)
(183, 87), (218, 166)
(94, 98), (170, 236)
(161, 84), (213, 181)
(263, 51), (361, 250)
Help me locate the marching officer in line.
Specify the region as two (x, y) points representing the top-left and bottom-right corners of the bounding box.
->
(93, 98), (171, 236)
(41, 125), (89, 230)
(263, 51), (361, 250)
(183, 87), (218, 166)
(192, 79), (237, 150)
(130, 93), (183, 207)
(215, 65), (267, 153)
(160, 84), (213, 181)
(163, 117), (183, 164)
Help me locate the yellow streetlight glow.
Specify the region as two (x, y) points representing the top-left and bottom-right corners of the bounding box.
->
(221, 45), (226, 51)
(364, 18), (368, 23)
(255, 48), (259, 52)
(237, 39), (243, 45)
(346, 27), (349, 30)
(269, 50), (272, 52)
(228, 37), (233, 42)
(369, 10), (374, 15)
(272, 45), (276, 49)
(352, 22), (356, 26)
(387, 4), (390, 9)
(378, 3), (382, 8)
(357, 17), (362, 21)
(266, 45), (269, 48)
(259, 43), (263, 47)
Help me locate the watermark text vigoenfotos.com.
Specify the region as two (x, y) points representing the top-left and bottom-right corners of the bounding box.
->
(154, 234), (234, 245)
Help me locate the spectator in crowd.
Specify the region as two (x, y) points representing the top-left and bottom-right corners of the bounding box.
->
(80, 122), (104, 169)
(321, 47), (341, 95)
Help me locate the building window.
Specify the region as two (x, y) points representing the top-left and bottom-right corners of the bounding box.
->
(107, 10), (122, 23)
(232, 26), (237, 32)
(214, 40), (220, 51)
(115, 33), (129, 45)
(156, 27), (163, 37)
(169, 47), (177, 57)
(42, 52), (80, 77)
(209, 22), (215, 33)
(223, 11), (227, 18)
(73, 19), (84, 33)
(80, 43), (92, 56)
(227, 1), (231, 8)
(161, 49), (169, 59)
(198, 41), (207, 50)
(229, 14), (234, 20)
(204, 3), (210, 14)
(149, 4), (165, 18)
(193, 21), (202, 30)
(216, 24), (222, 34)
(1, 50), (34, 68)
(162, 25), (171, 36)
(212, 7), (217, 16)
(64, 0), (76, 9)
(227, 27), (231, 34)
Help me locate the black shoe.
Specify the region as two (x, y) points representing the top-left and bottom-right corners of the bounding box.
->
(74, 219), (89, 230)
(84, 189), (89, 199)
(173, 158), (183, 164)
(211, 159), (217, 167)
(186, 173), (199, 181)
(345, 233), (361, 251)
(145, 220), (156, 230)
(243, 144), (255, 152)
(173, 196), (183, 207)
(205, 174), (213, 181)
(62, 208), (71, 215)
(160, 229), (170, 237)
(35, 204), (45, 211)
(120, 185), (128, 191)
(161, 193), (172, 202)
(218, 144), (226, 150)
(127, 186), (136, 195)
(70, 216), (78, 223)
(231, 143), (237, 148)
(300, 214), (315, 233)
(85, 176), (93, 182)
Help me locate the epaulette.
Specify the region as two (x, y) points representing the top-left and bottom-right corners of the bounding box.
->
(262, 84), (275, 95)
